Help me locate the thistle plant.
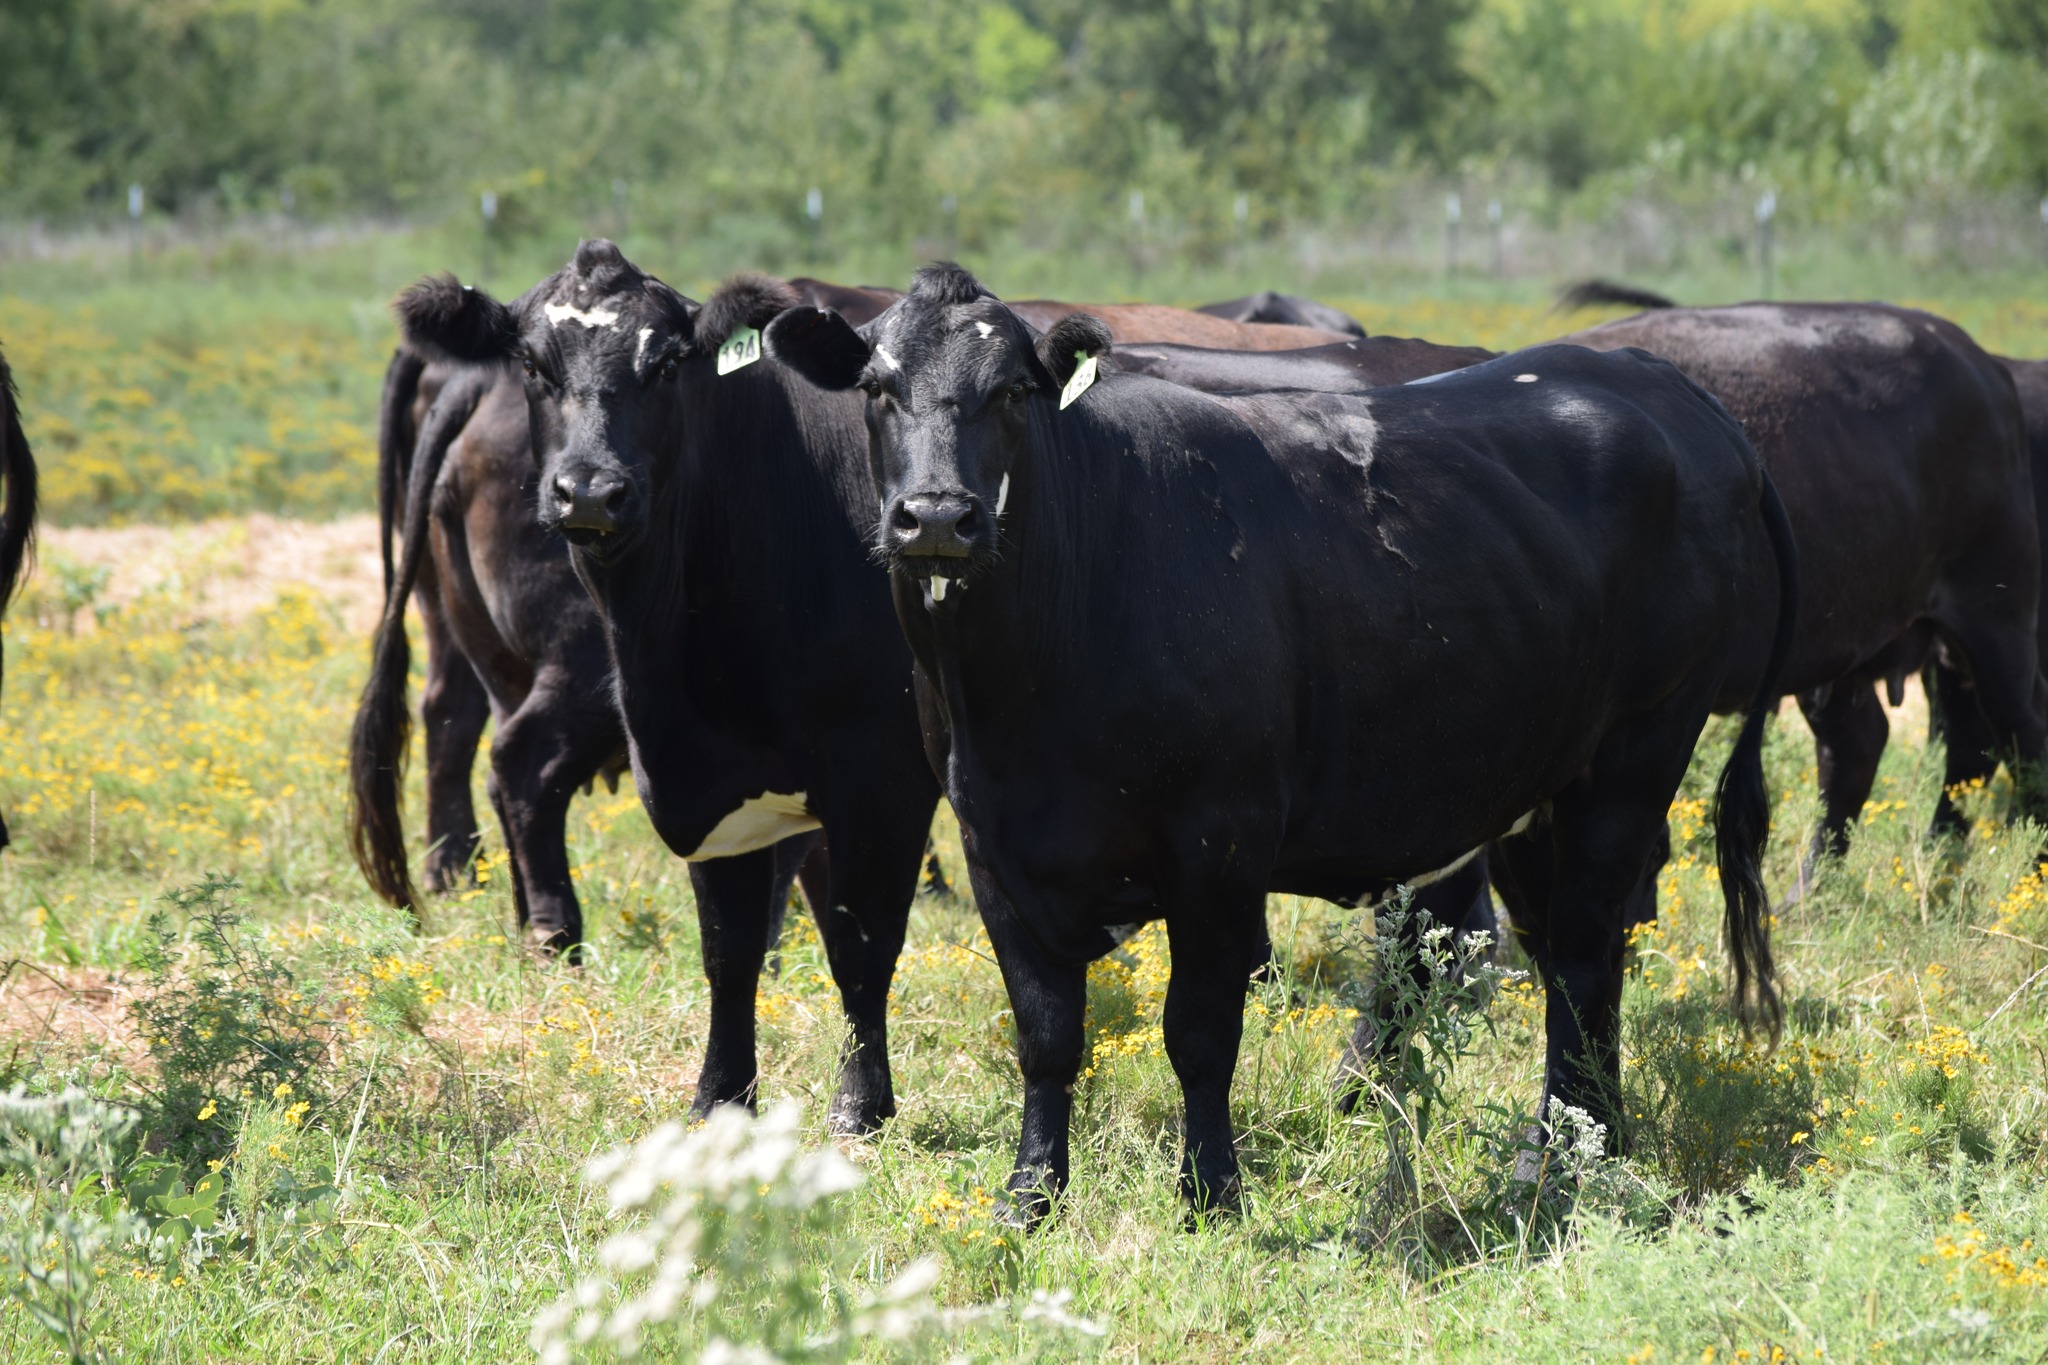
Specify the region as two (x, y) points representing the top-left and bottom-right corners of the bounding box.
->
(0, 1088), (146, 1365)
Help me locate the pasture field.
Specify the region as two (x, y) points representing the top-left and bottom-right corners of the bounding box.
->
(2, 527), (2045, 1364)
(1, 266), (2047, 1361)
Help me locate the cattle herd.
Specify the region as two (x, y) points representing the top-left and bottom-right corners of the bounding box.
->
(2, 243), (2046, 1226)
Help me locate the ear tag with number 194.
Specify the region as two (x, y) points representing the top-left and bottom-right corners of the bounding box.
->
(1059, 351), (1098, 410)
(717, 325), (762, 375)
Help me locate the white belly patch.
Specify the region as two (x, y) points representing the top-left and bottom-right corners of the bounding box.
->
(682, 791), (822, 861)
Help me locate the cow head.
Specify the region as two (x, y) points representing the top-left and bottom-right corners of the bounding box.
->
(393, 239), (794, 560)
(766, 262), (1109, 610)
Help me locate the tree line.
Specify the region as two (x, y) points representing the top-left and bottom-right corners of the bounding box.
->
(2, 0), (2044, 264)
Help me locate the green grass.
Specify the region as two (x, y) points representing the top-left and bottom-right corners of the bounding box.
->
(1, 519), (2045, 1363)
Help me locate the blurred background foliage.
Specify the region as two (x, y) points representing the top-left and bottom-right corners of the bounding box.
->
(3, 0), (2047, 273)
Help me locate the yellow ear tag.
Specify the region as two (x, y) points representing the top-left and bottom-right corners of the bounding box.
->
(1059, 351), (1098, 410)
(716, 325), (762, 375)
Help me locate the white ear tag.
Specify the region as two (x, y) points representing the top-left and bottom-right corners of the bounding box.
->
(717, 325), (763, 375)
(1059, 351), (1098, 410)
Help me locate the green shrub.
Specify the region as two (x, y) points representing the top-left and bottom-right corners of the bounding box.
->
(126, 874), (325, 1168)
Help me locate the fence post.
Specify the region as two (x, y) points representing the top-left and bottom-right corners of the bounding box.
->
(1756, 190), (1777, 300)
(480, 190), (498, 285)
(127, 183), (144, 278)
(1129, 189), (1146, 286)
(805, 187), (823, 265)
(1445, 193), (1462, 279)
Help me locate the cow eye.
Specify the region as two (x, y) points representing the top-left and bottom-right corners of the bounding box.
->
(659, 356), (680, 382)
(520, 356), (537, 378)
(859, 375), (883, 398)
(1007, 379), (1033, 403)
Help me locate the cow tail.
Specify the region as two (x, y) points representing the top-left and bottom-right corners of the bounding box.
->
(347, 369), (473, 917)
(375, 349), (426, 600)
(1713, 471), (1797, 1042)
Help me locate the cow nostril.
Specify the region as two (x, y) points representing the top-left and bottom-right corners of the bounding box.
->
(602, 484), (627, 514)
(552, 474), (579, 508)
(891, 503), (922, 534)
(953, 503), (978, 537)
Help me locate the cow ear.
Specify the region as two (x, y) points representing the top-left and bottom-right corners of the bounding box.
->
(393, 274), (521, 363)
(1034, 313), (1112, 387)
(764, 307), (872, 391)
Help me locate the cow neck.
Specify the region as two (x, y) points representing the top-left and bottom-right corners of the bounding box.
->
(599, 360), (869, 718)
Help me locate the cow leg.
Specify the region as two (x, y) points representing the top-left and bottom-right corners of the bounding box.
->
(808, 795), (930, 1136)
(969, 849), (1086, 1225)
(1335, 857), (1496, 1112)
(1620, 820), (1671, 932)
(1938, 614), (2048, 828)
(1163, 896), (1270, 1213)
(686, 847), (783, 1114)
(1511, 704), (1708, 1152)
(419, 639), (489, 892)
(486, 675), (615, 956)
(484, 770), (531, 931)
(761, 831), (824, 977)
(1788, 681), (1888, 899)
(1927, 663), (2000, 838)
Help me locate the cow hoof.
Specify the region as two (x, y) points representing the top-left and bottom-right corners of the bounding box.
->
(996, 1183), (1056, 1232)
(824, 1094), (893, 1138)
(1178, 1172), (1243, 1224)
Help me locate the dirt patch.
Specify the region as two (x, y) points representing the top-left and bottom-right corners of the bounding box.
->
(32, 514), (385, 635)
(0, 961), (140, 1068)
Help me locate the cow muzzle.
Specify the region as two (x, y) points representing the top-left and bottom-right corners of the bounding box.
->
(888, 493), (979, 559)
(552, 469), (631, 538)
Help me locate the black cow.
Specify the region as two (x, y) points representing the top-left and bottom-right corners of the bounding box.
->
(1925, 355), (2048, 822)
(0, 343), (38, 854)
(392, 241), (941, 1134)
(1136, 291), (2046, 905)
(351, 352), (640, 952)
(346, 288), (906, 950)
(768, 264), (1796, 1218)
(1197, 290), (1367, 338)
(1553, 282), (2048, 881)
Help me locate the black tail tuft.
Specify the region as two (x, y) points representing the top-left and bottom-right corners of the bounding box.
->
(1712, 474), (1798, 1041)
(1555, 279), (1680, 315)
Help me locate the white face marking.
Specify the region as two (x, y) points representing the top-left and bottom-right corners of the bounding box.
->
(1514, 373), (1539, 383)
(681, 791), (821, 861)
(975, 321), (996, 339)
(1105, 923), (1142, 946)
(930, 575), (949, 602)
(996, 473), (1010, 515)
(874, 343), (899, 371)
(635, 326), (654, 367)
(544, 301), (622, 329)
